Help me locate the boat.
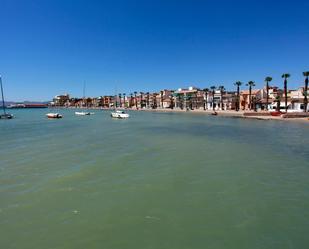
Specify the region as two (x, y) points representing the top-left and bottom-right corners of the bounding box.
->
(111, 110), (129, 119)
(75, 82), (93, 117)
(0, 76), (13, 119)
(75, 111), (91, 116)
(46, 113), (63, 119)
(0, 113), (13, 119)
(270, 111), (284, 116)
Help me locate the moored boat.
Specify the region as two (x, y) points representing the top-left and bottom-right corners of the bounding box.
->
(270, 111), (284, 116)
(75, 111), (91, 116)
(0, 113), (13, 119)
(111, 110), (129, 119)
(46, 113), (63, 119)
(0, 75), (13, 120)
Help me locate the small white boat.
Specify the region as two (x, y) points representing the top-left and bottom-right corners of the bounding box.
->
(46, 113), (62, 119)
(75, 111), (91, 116)
(111, 110), (129, 119)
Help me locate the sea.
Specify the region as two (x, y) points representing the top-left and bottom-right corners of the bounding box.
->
(1, 108), (309, 249)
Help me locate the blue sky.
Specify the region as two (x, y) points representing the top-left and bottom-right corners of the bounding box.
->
(1, 0), (309, 101)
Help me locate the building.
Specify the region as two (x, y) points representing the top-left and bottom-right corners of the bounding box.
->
(52, 94), (70, 106)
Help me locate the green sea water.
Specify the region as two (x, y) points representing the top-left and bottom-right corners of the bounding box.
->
(1, 109), (309, 249)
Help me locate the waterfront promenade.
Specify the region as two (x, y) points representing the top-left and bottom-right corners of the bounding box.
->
(61, 106), (309, 123)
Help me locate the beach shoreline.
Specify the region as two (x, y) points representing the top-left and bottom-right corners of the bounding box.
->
(56, 106), (309, 123)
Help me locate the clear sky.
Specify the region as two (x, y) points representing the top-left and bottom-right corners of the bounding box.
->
(1, 0), (309, 101)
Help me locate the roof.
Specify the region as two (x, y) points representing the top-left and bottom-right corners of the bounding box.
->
(175, 89), (198, 94)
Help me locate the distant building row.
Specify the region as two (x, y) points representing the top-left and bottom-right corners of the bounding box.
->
(51, 85), (309, 112)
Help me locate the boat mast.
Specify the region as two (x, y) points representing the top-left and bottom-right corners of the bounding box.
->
(0, 76), (7, 115)
(83, 81), (85, 107)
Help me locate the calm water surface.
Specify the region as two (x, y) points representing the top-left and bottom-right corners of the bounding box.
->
(1, 109), (309, 249)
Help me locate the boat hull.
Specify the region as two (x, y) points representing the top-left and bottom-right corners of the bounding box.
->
(46, 113), (62, 119)
(111, 112), (129, 119)
(270, 111), (284, 116)
(75, 112), (91, 116)
(0, 113), (13, 119)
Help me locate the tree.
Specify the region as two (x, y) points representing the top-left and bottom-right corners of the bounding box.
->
(123, 93), (126, 107)
(194, 91), (198, 109)
(140, 92), (144, 108)
(129, 93), (133, 108)
(218, 85), (225, 110)
(203, 88), (209, 110)
(234, 81), (242, 111)
(152, 93), (157, 109)
(118, 93), (122, 107)
(246, 81), (255, 110)
(210, 86), (216, 111)
(275, 96), (281, 112)
(175, 93), (183, 110)
(282, 74), (290, 113)
(170, 90), (174, 109)
(264, 77), (272, 111)
(146, 92), (150, 108)
(134, 91), (138, 108)
(160, 90), (164, 108)
(303, 72), (309, 112)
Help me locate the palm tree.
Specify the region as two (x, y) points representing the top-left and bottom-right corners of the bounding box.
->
(234, 81), (242, 111)
(275, 96), (281, 112)
(160, 90), (164, 108)
(175, 93), (183, 110)
(194, 91), (199, 109)
(133, 91), (138, 108)
(203, 88), (209, 110)
(146, 92), (150, 108)
(187, 94), (193, 110)
(129, 93), (133, 108)
(281, 74), (290, 113)
(170, 90), (174, 109)
(264, 77), (272, 111)
(218, 85), (225, 110)
(152, 93), (157, 109)
(118, 93), (122, 107)
(210, 86), (216, 111)
(246, 81), (255, 110)
(303, 72), (309, 112)
(122, 93), (126, 107)
(140, 92), (144, 108)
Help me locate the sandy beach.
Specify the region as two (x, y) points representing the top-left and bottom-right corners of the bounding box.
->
(61, 106), (309, 123)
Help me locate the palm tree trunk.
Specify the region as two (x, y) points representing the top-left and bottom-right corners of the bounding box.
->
(266, 82), (269, 111)
(220, 91), (223, 110)
(284, 80), (288, 112)
(304, 77), (308, 112)
(249, 86), (252, 110)
(203, 93), (206, 110)
(236, 86), (240, 111)
(135, 94), (137, 108)
(212, 91), (215, 111)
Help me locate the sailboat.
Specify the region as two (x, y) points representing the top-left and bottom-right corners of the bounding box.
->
(75, 82), (91, 116)
(0, 76), (13, 119)
(110, 91), (129, 119)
